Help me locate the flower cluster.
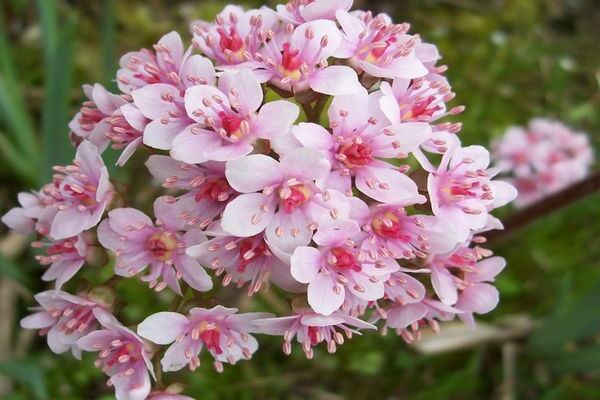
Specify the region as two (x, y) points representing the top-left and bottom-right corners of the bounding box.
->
(492, 118), (593, 207)
(4, 2), (517, 399)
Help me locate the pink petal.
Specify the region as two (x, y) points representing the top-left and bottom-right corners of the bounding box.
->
(355, 166), (423, 204)
(468, 256), (506, 283)
(456, 283), (499, 314)
(143, 118), (189, 150)
(170, 125), (222, 164)
(50, 208), (93, 240)
(386, 303), (428, 329)
(180, 54), (216, 88)
(431, 266), (458, 305)
(328, 87), (369, 130)
(291, 122), (333, 150)
(290, 246), (322, 283)
(20, 311), (55, 329)
(137, 312), (189, 345)
(131, 84), (179, 120)
(221, 193), (274, 237)
(219, 69), (263, 113)
(225, 154), (283, 193)
(490, 181), (518, 209)
(307, 273), (344, 315)
(120, 104), (147, 132)
(291, 20), (342, 60)
(371, 122), (431, 157)
(310, 65), (362, 95)
(177, 255), (213, 292)
(313, 219), (360, 247)
(255, 100), (299, 139)
(280, 148), (331, 182)
(161, 341), (194, 372)
(107, 208), (153, 236)
(184, 85), (229, 123)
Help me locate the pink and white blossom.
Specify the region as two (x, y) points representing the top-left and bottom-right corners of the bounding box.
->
(78, 309), (155, 400)
(20, 290), (108, 359)
(32, 233), (91, 289)
(254, 308), (375, 358)
(146, 156), (237, 229)
(48, 141), (113, 240)
(426, 144), (517, 241)
(254, 19), (362, 95)
(290, 219), (397, 315)
(292, 88), (429, 202)
(191, 5), (278, 66)
(97, 197), (212, 295)
(186, 225), (302, 295)
(137, 306), (272, 372)
(221, 148), (346, 253)
(277, 0), (353, 25)
(171, 68), (299, 163)
(335, 10), (428, 80)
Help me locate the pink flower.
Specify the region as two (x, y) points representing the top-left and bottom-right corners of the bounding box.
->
(379, 76), (464, 153)
(117, 31), (193, 94)
(171, 69), (299, 163)
(290, 219), (396, 315)
(97, 197), (212, 295)
(191, 5), (278, 66)
(1, 187), (57, 236)
(137, 306), (272, 372)
(78, 309), (155, 400)
(254, 20), (362, 95)
(221, 148), (344, 253)
(69, 84), (148, 166)
(254, 308), (375, 358)
(492, 119), (594, 208)
(335, 10), (428, 79)
(146, 156), (236, 229)
(277, 0), (353, 24)
(69, 84), (124, 150)
(455, 256), (506, 329)
(292, 88), (429, 202)
(33, 234), (90, 289)
(352, 199), (460, 261)
(426, 144), (517, 240)
(380, 299), (461, 342)
(20, 290), (107, 358)
(187, 226), (303, 295)
(130, 56), (215, 151)
(48, 141), (113, 240)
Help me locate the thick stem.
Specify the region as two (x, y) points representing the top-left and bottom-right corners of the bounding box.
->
(484, 171), (600, 242)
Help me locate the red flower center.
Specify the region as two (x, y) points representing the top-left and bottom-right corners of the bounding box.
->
(338, 141), (373, 169)
(281, 185), (311, 213)
(218, 27), (244, 53)
(146, 232), (178, 261)
(371, 211), (410, 241)
(330, 247), (361, 272)
(195, 179), (231, 202)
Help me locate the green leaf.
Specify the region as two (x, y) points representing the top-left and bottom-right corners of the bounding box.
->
(0, 359), (48, 400)
(530, 279), (600, 353)
(37, 3), (77, 179)
(101, 0), (117, 90)
(0, 248), (30, 286)
(0, 132), (38, 185)
(542, 344), (600, 374)
(0, 7), (39, 164)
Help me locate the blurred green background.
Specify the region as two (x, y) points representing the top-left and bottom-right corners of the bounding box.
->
(1, 0), (599, 399)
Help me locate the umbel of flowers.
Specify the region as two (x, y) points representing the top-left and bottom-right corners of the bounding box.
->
(3, 2), (517, 399)
(492, 118), (594, 208)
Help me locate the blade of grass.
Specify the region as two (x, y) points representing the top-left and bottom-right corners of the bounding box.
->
(36, 1), (77, 180)
(0, 133), (37, 186)
(0, 358), (48, 400)
(0, 247), (30, 286)
(0, 7), (39, 163)
(101, 0), (117, 90)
